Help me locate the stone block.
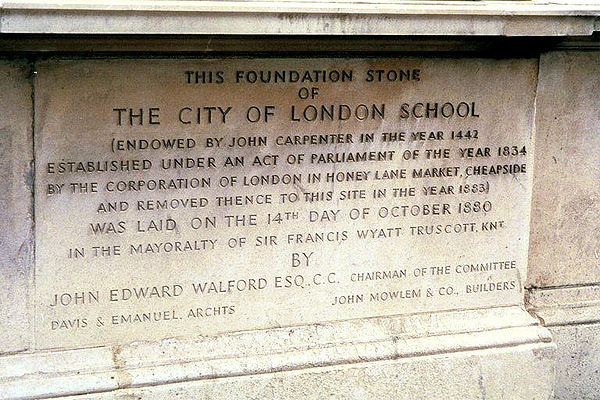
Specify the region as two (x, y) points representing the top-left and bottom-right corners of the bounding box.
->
(0, 59), (33, 354)
(33, 57), (537, 349)
(528, 51), (600, 288)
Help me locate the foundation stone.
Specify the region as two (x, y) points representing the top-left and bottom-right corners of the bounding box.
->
(35, 58), (536, 350)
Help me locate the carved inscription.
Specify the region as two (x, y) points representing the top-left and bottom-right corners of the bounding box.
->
(34, 58), (537, 349)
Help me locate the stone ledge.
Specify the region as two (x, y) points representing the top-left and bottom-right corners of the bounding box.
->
(3, 0), (600, 15)
(0, 306), (553, 399)
(0, 1), (598, 36)
(68, 344), (557, 399)
(526, 285), (600, 326)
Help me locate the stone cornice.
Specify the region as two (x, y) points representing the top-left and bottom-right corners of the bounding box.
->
(1, 1), (598, 36)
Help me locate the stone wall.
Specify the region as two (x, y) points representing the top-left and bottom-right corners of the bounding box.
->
(527, 50), (600, 399)
(0, 41), (598, 399)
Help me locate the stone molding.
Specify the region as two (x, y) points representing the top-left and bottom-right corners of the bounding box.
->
(527, 285), (600, 327)
(0, 306), (553, 399)
(526, 285), (600, 399)
(0, 1), (599, 36)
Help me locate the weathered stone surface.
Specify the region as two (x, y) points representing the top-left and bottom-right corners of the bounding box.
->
(2, 1), (598, 36)
(0, 306), (554, 399)
(34, 57), (537, 350)
(69, 343), (556, 400)
(528, 51), (600, 288)
(0, 59), (33, 354)
(551, 322), (600, 400)
(526, 285), (600, 399)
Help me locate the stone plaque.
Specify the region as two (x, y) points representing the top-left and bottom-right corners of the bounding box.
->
(35, 58), (536, 350)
